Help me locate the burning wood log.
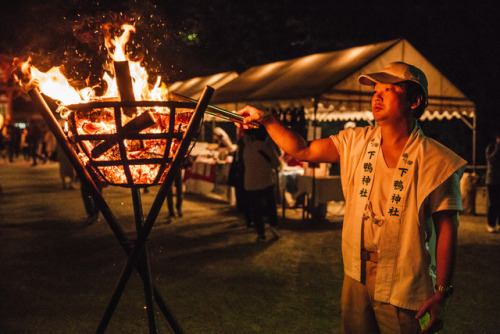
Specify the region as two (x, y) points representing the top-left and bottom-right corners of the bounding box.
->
(90, 111), (156, 158)
(114, 60), (137, 117)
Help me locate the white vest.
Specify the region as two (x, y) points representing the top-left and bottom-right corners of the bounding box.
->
(331, 123), (466, 310)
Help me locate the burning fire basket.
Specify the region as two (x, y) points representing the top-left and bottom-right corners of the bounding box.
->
(28, 83), (214, 333)
(66, 99), (200, 187)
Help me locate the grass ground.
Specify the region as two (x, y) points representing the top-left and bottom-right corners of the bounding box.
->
(0, 160), (499, 333)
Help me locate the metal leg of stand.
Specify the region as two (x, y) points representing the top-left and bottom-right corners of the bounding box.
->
(140, 247), (158, 334)
(96, 208), (160, 333)
(95, 209), (183, 333)
(96, 189), (159, 334)
(131, 189), (159, 334)
(96, 254), (136, 333)
(96, 177), (182, 334)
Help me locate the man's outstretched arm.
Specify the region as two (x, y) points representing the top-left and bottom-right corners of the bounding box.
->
(238, 105), (340, 163)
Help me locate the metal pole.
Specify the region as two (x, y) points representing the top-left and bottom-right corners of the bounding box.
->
(473, 112), (477, 172)
(311, 98), (319, 223)
(457, 112), (477, 172)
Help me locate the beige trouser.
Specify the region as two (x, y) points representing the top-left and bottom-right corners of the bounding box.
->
(341, 260), (421, 334)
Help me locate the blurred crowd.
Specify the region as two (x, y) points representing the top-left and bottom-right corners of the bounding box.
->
(0, 118), (57, 166)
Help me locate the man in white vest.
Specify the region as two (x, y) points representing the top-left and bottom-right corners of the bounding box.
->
(237, 62), (466, 334)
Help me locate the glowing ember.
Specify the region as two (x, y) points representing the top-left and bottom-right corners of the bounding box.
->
(68, 105), (194, 185)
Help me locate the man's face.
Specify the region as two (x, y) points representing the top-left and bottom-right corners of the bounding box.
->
(371, 83), (410, 124)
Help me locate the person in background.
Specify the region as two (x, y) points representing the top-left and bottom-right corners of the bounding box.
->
(165, 156), (192, 222)
(56, 143), (77, 189)
(237, 62), (466, 333)
(80, 175), (103, 225)
(212, 127), (235, 161)
(211, 127), (235, 194)
(165, 171), (184, 221)
(485, 129), (500, 233)
(228, 132), (252, 227)
(20, 128), (30, 161)
(3, 118), (20, 163)
(42, 129), (57, 163)
(242, 126), (281, 242)
(26, 121), (41, 166)
(213, 127), (234, 150)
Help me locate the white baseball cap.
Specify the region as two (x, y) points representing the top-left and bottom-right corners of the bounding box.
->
(359, 62), (428, 98)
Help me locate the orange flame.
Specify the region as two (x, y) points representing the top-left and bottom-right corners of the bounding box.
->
(104, 23), (136, 62)
(13, 24), (194, 186)
(14, 24), (168, 113)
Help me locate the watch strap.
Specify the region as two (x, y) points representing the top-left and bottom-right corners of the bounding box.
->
(435, 284), (454, 297)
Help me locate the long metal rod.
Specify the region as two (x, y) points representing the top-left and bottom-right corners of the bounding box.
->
(28, 88), (183, 333)
(170, 91), (260, 128)
(96, 86), (213, 333)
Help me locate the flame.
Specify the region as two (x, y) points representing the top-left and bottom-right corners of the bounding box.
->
(104, 23), (136, 62)
(31, 66), (83, 105)
(14, 24), (169, 111)
(13, 24), (191, 186)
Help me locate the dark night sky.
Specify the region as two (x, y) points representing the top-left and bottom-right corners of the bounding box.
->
(1, 0), (499, 158)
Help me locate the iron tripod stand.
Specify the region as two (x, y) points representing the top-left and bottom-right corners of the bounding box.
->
(29, 86), (214, 333)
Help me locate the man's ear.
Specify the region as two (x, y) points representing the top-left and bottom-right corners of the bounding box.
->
(410, 95), (423, 110)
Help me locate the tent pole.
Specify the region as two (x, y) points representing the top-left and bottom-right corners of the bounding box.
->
(311, 98), (319, 223)
(472, 112), (477, 172)
(456, 113), (476, 171)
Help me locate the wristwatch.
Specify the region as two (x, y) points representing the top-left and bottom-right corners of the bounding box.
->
(435, 284), (454, 297)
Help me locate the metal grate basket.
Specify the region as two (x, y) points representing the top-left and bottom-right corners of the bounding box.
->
(65, 99), (203, 187)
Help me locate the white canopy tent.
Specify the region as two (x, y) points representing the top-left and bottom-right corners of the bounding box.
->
(211, 39), (477, 166)
(168, 71), (238, 100)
